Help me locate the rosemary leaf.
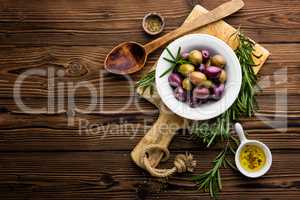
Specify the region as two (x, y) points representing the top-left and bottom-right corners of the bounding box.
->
(193, 145), (230, 199)
(160, 47), (184, 78)
(166, 47), (176, 60)
(159, 65), (175, 78)
(176, 46), (182, 59)
(136, 70), (155, 94)
(163, 57), (176, 64)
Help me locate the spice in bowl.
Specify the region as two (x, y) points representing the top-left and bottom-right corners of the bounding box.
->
(142, 13), (165, 35)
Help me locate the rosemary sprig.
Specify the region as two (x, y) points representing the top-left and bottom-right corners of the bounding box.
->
(192, 32), (260, 146)
(135, 70), (155, 95)
(159, 47), (181, 78)
(192, 143), (235, 198)
(160, 47), (191, 78)
(136, 46), (189, 93)
(233, 32), (261, 116)
(191, 110), (231, 148)
(192, 32), (260, 199)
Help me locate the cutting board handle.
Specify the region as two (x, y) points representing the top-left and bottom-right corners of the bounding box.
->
(131, 105), (186, 168)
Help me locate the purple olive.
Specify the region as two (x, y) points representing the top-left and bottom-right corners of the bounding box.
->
(168, 73), (182, 88)
(191, 97), (203, 107)
(212, 84), (225, 99)
(198, 64), (205, 72)
(181, 52), (190, 59)
(174, 86), (186, 102)
(193, 86), (209, 100)
(201, 49), (210, 61)
(186, 93), (193, 106)
(186, 93), (201, 107)
(204, 66), (222, 78)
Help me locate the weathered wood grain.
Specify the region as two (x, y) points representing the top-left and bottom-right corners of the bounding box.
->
(0, 110), (298, 151)
(0, 151), (300, 200)
(0, 44), (299, 98)
(0, 0), (299, 46)
(0, 0), (299, 199)
(0, 94), (299, 115)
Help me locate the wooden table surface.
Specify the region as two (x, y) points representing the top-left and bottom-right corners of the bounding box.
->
(0, 0), (299, 199)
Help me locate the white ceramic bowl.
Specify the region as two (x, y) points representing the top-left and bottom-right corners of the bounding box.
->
(155, 34), (242, 121)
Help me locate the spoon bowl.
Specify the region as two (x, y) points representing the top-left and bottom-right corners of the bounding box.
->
(104, 42), (147, 74)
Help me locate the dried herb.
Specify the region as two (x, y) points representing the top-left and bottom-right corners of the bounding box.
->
(145, 16), (163, 33)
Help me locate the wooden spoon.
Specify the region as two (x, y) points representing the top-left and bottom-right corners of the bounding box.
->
(104, 0), (244, 75)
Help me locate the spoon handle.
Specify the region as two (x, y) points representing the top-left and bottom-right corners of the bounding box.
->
(144, 0), (244, 54)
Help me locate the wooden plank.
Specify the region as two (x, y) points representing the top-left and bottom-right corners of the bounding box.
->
(0, 94), (299, 115)
(0, 83), (298, 152)
(0, 44), (298, 98)
(0, 109), (298, 151)
(0, 0), (299, 199)
(0, 151), (299, 199)
(0, 0), (299, 46)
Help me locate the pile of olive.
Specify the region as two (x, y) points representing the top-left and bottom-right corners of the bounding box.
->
(168, 49), (227, 107)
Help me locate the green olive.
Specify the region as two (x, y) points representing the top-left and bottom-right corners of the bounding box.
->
(189, 71), (207, 85)
(178, 64), (195, 76)
(211, 54), (226, 68)
(201, 80), (213, 88)
(182, 78), (192, 91)
(188, 50), (203, 65)
(219, 70), (227, 83)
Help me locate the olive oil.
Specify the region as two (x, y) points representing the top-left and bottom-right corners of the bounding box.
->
(239, 145), (266, 172)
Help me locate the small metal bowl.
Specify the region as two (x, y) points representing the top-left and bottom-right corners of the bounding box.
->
(142, 12), (165, 35)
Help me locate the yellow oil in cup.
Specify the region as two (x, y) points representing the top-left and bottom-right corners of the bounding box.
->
(239, 144), (266, 172)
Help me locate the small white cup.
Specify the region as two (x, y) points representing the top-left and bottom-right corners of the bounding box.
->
(234, 123), (272, 178)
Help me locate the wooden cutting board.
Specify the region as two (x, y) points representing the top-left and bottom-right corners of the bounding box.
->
(131, 5), (270, 171)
